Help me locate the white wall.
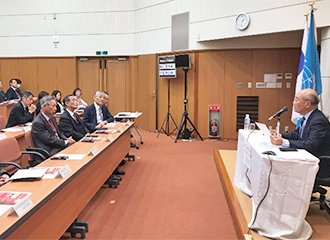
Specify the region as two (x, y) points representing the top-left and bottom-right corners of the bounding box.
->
(0, 0), (329, 56)
(0, 0), (134, 56)
(320, 27), (330, 117)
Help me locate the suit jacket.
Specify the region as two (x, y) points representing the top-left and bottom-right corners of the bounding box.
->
(55, 101), (64, 113)
(32, 113), (67, 156)
(59, 109), (89, 141)
(6, 101), (34, 128)
(6, 87), (22, 100)
(282, 109), (330, 177)
(83, 104), (114, 132)
(36, 102), (41, 116)
(0, 90), (6, 103)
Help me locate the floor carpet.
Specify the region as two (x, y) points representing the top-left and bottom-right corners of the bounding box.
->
(62, 130), (238, 240)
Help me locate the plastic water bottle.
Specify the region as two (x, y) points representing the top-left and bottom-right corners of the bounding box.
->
(244, 114), (250, 130)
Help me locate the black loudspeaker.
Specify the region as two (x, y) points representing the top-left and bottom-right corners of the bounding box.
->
(175, 54), (190, 68)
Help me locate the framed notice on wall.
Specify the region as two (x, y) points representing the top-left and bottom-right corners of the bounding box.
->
(158, 55), (176, 78)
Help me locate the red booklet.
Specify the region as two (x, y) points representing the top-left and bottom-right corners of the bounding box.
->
(0, 191), (31, 204)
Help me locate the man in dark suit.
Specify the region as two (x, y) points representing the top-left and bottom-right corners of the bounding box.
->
(32, 95), (75, 156)
(6, 90), (36, 128)
(83, 91), (114, 132)
(0, 80), (7, 103)
(271, 88), (330, 177)
(59, 95), (89, 141)
(6, 78), (22, 100)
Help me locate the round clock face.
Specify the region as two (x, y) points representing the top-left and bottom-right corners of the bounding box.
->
(236, 13), (250, 30)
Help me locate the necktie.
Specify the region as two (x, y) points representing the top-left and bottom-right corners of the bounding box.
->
(299, 117), (305, 139)
(99, 107), (104, 122)
(47, 119), (57, 133)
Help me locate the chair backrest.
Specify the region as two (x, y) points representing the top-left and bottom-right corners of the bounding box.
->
(0, 115), (6, 130)
(24, 130), (35, 147)
(0, 137), (22, 174)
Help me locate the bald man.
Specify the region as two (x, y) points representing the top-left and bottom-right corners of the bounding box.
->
(271, 89), (330, 177)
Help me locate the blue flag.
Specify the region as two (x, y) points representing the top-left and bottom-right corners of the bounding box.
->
(291, 18), (308, 125)
(301, 11), (322, 95)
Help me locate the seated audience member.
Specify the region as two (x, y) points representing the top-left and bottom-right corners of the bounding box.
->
(271, 88), (330, 177)
(0, 168), (10, 187)
(51, 90), (64, 113)
(32, 95), (75, 156)
(103, 91), (109, 106)
(6, 78), (22, 100)
(59, 95), (89, 141)
(36, 91), (49, 115)
(83, 91), (114, 132)
(0, 80), (7, 103)
(6, 90), (36, 128)
(73, 88), (88, 108)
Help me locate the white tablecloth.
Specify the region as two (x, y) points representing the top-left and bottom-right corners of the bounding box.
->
(234, 130), (319, 240)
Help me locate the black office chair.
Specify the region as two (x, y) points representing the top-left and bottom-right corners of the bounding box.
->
(0, 162), (23, 171)
(313, 156), (330, 215)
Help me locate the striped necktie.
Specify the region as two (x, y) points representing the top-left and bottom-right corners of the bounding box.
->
(299, 117), (305, 139)
(99, 107), (104, 122)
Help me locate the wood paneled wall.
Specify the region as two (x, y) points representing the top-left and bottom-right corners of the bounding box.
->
(0, 48), (299, 140)
(157, 48), (299, 140)
(0, 57), (76, 99)
(131, 54), (157, 131)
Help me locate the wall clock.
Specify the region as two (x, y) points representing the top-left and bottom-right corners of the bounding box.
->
(235, 13), (250, 30)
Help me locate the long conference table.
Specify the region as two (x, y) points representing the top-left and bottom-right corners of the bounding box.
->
(234, 129), (319, 239)
(0, 122), (133, 239)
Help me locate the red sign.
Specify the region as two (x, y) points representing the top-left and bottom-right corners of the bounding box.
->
(209, 105), (220, 111)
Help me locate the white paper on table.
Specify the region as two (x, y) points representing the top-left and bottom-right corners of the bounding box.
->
(34, 167), (62, 179)
(0, 205), (13, 217)
(10, 168), (47, 181)
(106, 122), (116, 127)
(256, 122), (271, 139)
(0, 134), (7, 140)
(56, 154), (85, 160)
(115, 112), (142, 118)
(1, 128), (23, 132)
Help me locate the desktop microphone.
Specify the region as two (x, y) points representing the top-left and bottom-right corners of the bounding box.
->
(266, 107), (288, 122)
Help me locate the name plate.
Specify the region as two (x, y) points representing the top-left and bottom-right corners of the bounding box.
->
(118, 126), (124, 133)
(8, 196), (33, 217)
(88, 146), (99, 156)
(0, 134), (7, 140)
(106, 135), (114, 142)
(59, 164), (72, 178)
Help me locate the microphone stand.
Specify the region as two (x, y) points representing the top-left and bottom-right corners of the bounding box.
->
(276, 115), (281, 135)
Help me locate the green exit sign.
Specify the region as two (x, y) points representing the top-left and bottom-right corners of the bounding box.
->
(96, 51), (101, 55)
(102, 51), (108, 55)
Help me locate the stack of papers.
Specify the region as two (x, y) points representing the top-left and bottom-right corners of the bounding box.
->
(1, 128), (23, 132)
(33, 167), (62, 179)
(10, 168), (47, 181)
(0, 191), (31, 204)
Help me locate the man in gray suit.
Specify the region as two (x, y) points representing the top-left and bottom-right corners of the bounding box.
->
(32, 95), (75, 156)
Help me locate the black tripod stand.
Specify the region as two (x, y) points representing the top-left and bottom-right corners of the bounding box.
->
(175, 68), (203, 143)
(157, 79), (178, 137)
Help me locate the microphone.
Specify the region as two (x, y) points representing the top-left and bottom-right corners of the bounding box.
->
(267, 107), (288, 122)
